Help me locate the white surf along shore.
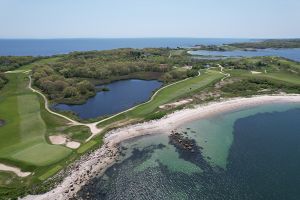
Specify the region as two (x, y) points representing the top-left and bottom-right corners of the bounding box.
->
(22, 95), (300, 200)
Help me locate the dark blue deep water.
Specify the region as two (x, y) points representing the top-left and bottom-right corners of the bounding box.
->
(0, 38), (253, 56)
(190, 48), (300, 62)
(53, 79), (162, 119)
(77, 106), (300, 200)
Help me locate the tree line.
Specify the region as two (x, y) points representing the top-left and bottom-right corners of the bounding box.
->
(0, 56), (40, 72)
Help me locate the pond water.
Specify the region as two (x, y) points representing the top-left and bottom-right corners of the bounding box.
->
(77, 103), (300, 200)
(189, 48), (300, 62)
(53, 79), (162, 119)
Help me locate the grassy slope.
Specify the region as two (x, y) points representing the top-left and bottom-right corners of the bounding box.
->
(130, 70), (222, 116)
(17, 57), (61, 71)
(0, 73), (71, 168)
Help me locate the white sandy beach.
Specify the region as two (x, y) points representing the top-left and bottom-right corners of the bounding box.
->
(22, 95), (300, 200)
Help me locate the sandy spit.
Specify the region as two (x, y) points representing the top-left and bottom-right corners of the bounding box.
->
(22, 95), (300, 200)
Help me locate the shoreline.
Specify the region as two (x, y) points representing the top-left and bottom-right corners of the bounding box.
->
(22, 94), (300, 200)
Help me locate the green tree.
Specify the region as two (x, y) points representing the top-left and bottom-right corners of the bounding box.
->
(63, 86), (78, 98)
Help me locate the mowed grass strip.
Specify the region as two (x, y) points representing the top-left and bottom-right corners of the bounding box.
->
(0, 74), (21, 148)
(18, 94), (46, 141)
(0, 73), (71, 167)
(38, 165), (62, 181)
(77, 140), (97, 154)
(130, 70), (223, 116)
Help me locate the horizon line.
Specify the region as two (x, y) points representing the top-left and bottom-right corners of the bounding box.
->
(0, 37), (299, 40)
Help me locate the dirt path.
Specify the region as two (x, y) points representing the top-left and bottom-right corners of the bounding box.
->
(218, 64), (231, 81)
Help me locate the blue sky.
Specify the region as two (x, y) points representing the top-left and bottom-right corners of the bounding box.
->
(0, 0), (300, 38)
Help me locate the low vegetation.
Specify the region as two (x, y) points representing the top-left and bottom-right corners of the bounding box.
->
(221, 78), (300, 96)
(220, 57), (300, 73)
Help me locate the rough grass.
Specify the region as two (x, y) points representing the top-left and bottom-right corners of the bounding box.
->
(63, 125), (91, 142)
(0, 172), (22, 187)
(260, 72), (300, 84)
(228, 69), (300, 85)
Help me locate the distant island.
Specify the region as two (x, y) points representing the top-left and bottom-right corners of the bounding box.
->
(193, 38), (300, 51)
(229, 38), (300, 49)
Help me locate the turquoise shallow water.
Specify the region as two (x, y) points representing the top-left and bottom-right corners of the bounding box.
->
(78, 103), (300, 200)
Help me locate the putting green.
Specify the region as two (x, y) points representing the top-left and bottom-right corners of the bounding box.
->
(11, 144), (69, 166)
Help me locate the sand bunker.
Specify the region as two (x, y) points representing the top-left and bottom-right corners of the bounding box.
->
(49, 135), (81, 149)
(49, 135), (67, 145)
(159, 99), (193, 109)
(251, 71), (262, 74)
(66, 142), (81, 149)
(0, 163), (31, 177)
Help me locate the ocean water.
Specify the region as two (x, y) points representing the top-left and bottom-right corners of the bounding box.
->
(189, 48), (300, 62)
(0, 38), (253, 56)
(77, 103), (300, 200)
(53, 79), (162, 119)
